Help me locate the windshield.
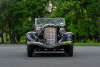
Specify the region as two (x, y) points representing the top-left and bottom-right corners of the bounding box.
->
(35, 18), (65, 26)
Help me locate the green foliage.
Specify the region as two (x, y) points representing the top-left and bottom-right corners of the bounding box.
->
(0, 0), (100, 43)
(0, 0), (49, 43)
(50, 0), (100, 42)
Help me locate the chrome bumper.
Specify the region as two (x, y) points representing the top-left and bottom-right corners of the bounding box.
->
(27, 41), (73, 48)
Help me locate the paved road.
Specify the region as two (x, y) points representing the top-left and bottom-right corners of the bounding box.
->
(0, 44), (100, 67)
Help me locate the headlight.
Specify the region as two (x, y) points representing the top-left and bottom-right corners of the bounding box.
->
(36, 26), (41, 33)
(59, 28), (65, 34)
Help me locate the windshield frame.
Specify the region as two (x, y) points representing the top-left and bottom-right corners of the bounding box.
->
(35, 18), (65, 26)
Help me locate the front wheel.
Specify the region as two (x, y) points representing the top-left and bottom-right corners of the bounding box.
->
(68, 45), (73, 57)
(64, 45), (73, 57)
(27, 45), (33, 57)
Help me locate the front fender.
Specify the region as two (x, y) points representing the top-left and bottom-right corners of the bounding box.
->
(59, 32), (73, 43)
(26, 31), (37, 41)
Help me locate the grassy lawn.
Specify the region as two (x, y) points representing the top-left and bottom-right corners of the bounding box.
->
(74, 43), (100, 46)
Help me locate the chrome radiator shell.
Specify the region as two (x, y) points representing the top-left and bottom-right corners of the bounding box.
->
(44, 27), (57, 45)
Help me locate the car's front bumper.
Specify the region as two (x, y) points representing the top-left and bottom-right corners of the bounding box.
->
(27, 41), (73, 49)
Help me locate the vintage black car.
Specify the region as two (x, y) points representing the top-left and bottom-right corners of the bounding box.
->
(26, 18), (74, 57)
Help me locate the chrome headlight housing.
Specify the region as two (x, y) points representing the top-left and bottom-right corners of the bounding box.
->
(59, 27), (66, 34)
(35, 26), (42, 33)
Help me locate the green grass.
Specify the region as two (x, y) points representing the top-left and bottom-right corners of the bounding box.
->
(74, 43), (100, 46)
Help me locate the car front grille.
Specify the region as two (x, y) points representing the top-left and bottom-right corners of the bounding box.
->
(44, 27), (57, 45)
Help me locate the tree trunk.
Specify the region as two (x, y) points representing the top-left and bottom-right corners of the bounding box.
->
(1, 28), (4, 43)
(76, 33), (79, 42)
(83, 37), (86, 43)
(95, 32), (99, 42)
(9, 32), (16, 43)
(6, 33), (8, 43)
(16, 36), (21, 43)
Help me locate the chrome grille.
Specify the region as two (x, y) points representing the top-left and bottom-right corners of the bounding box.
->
(44, 27), (57, 44)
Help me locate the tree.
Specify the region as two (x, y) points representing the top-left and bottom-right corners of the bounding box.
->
(50, 0), (100, 42)
(4, 0), (49, 43)
(0, 0), (100, 43)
